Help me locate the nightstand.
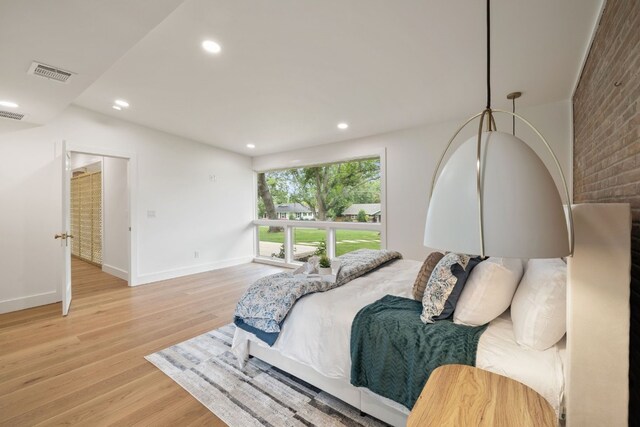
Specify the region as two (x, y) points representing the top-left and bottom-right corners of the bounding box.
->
(407, 364), (556, 427)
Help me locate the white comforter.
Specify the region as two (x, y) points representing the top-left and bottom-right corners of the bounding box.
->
(232, 259), (565, 413)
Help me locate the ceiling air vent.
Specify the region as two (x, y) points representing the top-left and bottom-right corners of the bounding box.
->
(0, 110), (24, 120)
(27, 61), (74, 83)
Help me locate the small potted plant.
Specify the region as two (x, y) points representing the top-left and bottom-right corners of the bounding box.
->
(318, 255), (332, 276)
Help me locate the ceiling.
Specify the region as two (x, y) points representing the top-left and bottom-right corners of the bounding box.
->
(3, 1), (603, 155)
(0, 0), (184, 134)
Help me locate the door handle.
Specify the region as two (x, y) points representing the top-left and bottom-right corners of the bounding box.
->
(54, 233), (74, 240)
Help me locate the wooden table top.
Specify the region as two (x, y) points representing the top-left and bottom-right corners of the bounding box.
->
(407, 364), (557, 427)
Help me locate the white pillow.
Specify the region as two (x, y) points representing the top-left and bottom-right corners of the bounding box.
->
(511, 258), (567, 351)
(453, 257), (523, 326)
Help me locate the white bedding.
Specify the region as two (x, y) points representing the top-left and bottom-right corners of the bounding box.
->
(232, 259), (565, 413)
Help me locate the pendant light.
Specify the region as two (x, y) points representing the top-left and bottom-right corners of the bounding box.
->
(423, 0), (573, 259)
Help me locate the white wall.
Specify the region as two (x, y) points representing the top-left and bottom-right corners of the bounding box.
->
(253, 100), (573, 261)
(102, 156), (129, 280)
(0, 105), (254, 313)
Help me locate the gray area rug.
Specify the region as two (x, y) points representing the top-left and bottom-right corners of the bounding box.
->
(145, 324), (389, 427)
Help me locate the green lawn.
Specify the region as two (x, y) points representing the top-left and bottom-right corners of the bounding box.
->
(334, 240), (380, 256)
(259, 226), (380, 256)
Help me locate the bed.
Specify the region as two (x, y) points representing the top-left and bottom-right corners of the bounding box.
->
(232, 204), (630, 427)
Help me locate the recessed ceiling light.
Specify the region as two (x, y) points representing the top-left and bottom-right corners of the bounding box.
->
(112, 105), (122, 111)
(246, 143), (255, 149)
(202, 40), (222, 54)
(114, 99), (129, 108)
(0, 100), (19, 108)
(337, 122), (349, 130)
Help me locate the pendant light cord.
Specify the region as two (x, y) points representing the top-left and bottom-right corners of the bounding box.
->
(512, 97), (516, 135)
(486, 0), (491, 109)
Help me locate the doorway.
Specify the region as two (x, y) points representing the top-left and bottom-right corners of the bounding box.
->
(59, 143), (137, 316)
(69, 153), (130, 300)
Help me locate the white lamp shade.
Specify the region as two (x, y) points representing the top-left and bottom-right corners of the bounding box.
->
(424, 131), (569, 258)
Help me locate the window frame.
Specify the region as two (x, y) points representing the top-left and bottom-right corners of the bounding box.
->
(252, 149), (387, 267)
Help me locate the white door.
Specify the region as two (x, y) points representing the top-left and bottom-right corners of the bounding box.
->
(59, 142), (72, 315)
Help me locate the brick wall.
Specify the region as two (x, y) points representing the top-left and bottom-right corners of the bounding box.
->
(572, 0), (640, 421)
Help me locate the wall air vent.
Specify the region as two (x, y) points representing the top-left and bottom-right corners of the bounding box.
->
(0, 110), (24, 120)
(27, 61), (74, 83)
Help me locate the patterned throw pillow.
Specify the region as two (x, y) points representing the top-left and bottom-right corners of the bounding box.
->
(421, 253), (481, 324)
(412, 252), (445, 300)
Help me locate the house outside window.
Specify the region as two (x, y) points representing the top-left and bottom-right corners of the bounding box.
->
(269, 203), (315, 220)
(341, 203), (382, 223)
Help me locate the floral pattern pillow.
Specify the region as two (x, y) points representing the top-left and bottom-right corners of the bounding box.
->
(420, 253), (474, 324)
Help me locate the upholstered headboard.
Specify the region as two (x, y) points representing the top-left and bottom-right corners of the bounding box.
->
(566, 203), (631, 427)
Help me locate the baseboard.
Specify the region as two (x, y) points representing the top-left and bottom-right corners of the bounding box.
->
(134, 256), (254, 286)
(0, 291), (60, 314)
(102, 264), (128, 281)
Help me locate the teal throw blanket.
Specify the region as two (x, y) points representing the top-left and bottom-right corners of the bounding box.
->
(350, 295), (488, 409)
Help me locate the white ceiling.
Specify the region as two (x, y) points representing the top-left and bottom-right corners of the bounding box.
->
(0, 0), (184, 134)
(5, 1), (603, 155)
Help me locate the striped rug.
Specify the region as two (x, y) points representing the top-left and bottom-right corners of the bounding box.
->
(145, 324), (389, 427)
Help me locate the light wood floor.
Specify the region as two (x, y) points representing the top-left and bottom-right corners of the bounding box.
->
(0, 258), (284, 426)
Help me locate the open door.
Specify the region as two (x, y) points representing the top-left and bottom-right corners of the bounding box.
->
(58, 141), (72, 316)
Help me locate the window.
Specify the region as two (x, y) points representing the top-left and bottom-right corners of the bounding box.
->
(257, 157), (381, 223)
(255, 156), (384, 263)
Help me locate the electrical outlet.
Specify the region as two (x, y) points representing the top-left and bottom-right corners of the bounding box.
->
(147, 210), (156, 218)
(194, 251), (199, 258)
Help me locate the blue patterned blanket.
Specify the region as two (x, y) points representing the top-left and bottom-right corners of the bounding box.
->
(233, 249), (402, 345)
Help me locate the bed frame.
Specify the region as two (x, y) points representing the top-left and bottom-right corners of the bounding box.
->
(249, 342), (409, 426)
(248, 204), (631, 427)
